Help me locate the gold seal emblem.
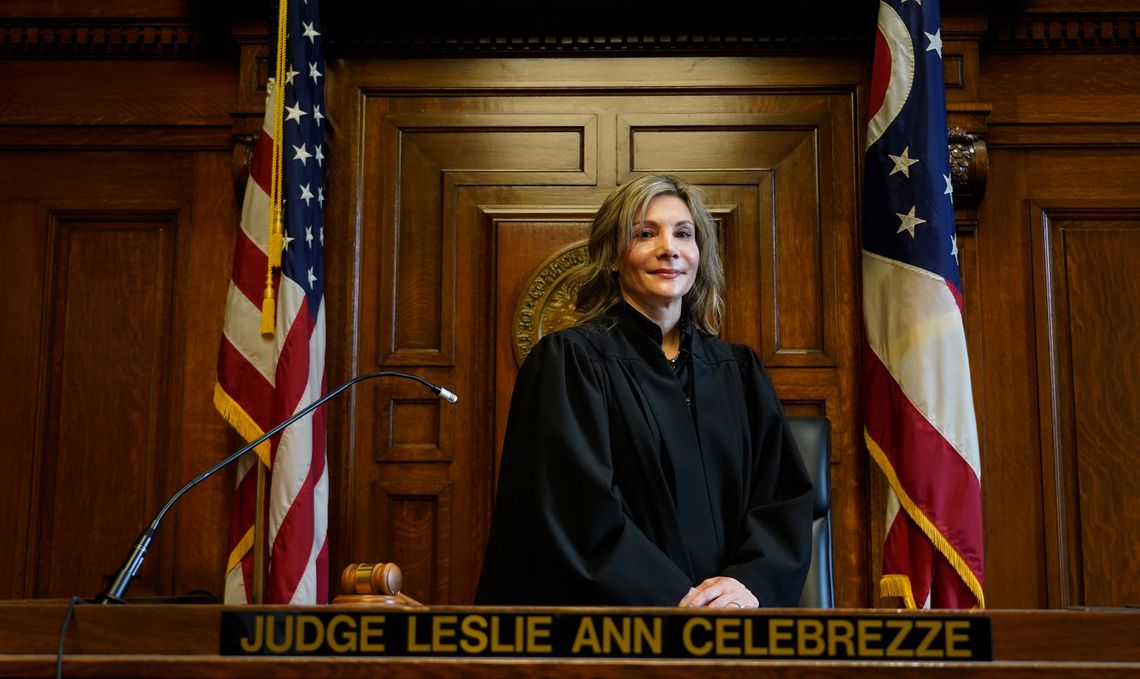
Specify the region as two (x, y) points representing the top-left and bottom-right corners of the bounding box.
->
(513, 240), (589, 366)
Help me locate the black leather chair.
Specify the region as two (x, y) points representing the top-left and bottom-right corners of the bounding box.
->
(787, 415), (834, 608)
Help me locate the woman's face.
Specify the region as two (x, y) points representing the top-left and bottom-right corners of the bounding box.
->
(616, 193), (700, 314)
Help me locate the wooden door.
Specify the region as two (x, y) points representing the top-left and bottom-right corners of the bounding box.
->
(327, 57), (864, 605)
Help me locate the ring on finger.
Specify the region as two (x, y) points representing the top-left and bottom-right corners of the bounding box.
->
(727, 601), (743, 608)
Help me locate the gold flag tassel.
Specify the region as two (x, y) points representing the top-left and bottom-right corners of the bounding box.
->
(261, 0), (290, 337)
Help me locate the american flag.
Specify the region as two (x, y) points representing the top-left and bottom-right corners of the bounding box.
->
(214, 0), (328, 604)
(862, 0), (985, 609)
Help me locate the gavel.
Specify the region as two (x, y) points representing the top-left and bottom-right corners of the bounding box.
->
(333, 563), (423, 606)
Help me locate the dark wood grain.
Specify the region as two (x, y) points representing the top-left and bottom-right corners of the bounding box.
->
(1, 603), (1138, 678)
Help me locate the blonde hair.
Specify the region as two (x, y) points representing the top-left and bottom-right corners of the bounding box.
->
(574, 174), (725, 333)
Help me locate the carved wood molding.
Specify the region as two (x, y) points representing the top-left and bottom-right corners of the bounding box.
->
(324, 3), (876, 57)
(331, 32), (872, 57)
(986, 14), (1140, 53)
(949, 128), (988, 210)
(0, 20), (209, 58)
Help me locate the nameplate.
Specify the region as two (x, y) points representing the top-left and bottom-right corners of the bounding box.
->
(219, 610), (993, 660)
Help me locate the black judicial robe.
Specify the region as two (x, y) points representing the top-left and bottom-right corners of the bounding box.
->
(475, 304), (813, 607)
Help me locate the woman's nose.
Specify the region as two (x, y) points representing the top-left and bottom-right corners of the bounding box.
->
(656, 234), (679, 257)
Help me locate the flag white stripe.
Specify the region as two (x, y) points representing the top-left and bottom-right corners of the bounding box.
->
(222, 284), (278, 384)
(240, 181), (271, 252)
(863, 252), (981, 478)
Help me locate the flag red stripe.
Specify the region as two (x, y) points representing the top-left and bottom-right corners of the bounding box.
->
(932, 552), (976, 607)
(249, 129), (274, 195)
(231, 229), (270, 309)
(217, 336), (275, 432)
(883, 513), (932, 606)
(863, 345), (985, 579)
(228, 464), (259, 601)
(271, 300), (315, 431)
(228, 465), (259, 553)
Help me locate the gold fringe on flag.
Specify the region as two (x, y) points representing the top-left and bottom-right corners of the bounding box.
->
(880, 574), (919, 609)
(214, 383), (271, 590)
(213, 383), (273, 467)
(865, 429), (986, 609)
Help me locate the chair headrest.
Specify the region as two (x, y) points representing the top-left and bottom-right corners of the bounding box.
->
(786, 415), (830, 515)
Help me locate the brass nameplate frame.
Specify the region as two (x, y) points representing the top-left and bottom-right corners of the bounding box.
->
(220, 610), (993, 660)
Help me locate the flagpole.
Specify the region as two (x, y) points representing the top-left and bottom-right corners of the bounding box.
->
(252, 461), (268, 604)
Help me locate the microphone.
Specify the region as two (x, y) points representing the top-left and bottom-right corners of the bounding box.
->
(95, 370), (458, 604)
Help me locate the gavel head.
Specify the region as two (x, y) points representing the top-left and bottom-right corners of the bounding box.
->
(340, 562), (403, 596)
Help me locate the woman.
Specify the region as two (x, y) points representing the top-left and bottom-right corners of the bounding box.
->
(476, 174), (813, 608)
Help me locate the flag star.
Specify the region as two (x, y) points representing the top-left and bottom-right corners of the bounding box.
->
(925, 29), (943, 58)
(285, 101), (307, 124)
(307, 267), (317, 288)
(318, 187), (325, 208)
(320, 227), (324, 245)
(314, 144), (325, 167)
(282, 232), (295, 251)
(302, 21), (321, 43)
(305, 225), (314, 246)
(896, 206), (927, 238)
(888, 146), (921, 178)
(284, 65), (299, 86)
(312, 104), (324, 127)
(944, 173), (954, 196)
(309, 61), (323, 84)
(950, 233), (959, 264)
(292, 143), (312, 166)
(299, 183), (314, 206)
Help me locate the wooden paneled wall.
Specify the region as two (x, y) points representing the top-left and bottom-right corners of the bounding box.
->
(0, 1), (1136, 609)
(0, 82), (241, 598)
(326, 59), (866, 605)
(975, 44), (1140, 608)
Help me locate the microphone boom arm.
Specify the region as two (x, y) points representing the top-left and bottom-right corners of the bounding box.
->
(96, 371), (456, 603)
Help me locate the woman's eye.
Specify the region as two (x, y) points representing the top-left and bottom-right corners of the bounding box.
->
(635, 229), (655, 239)
(676, 229), (694, 239)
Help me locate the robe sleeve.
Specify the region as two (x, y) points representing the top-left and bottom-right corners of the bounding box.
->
(476, 331), (693, 606)
(719, 346), (815, 607)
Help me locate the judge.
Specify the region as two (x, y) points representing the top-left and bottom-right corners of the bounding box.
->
(476, 174), (813, 608)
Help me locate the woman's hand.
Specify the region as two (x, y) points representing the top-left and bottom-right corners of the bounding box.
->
(677, 576), (759, 608)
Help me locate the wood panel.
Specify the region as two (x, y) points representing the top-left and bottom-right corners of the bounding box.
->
(0, 0), (242, 605)
(971, 148), (1140, 609)
(1030, 205), (1140, 608)
(0, 148), (238, 601)
(36, 211), (178, 598)
(331, 58), (863, 607)
(972, 33), (1140, 607)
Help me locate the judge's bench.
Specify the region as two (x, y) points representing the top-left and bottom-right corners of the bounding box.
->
(1, 600), (1137, 678)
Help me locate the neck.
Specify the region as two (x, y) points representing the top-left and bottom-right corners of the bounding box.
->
(622, 295), (683, 357)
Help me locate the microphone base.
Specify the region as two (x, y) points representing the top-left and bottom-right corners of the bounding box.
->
(93, 593), (127, 605)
